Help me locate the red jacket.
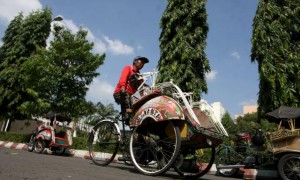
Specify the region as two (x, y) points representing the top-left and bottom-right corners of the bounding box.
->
(114, 65), (141, 95)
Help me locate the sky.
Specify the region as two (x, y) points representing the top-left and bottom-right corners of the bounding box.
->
(0, 0), (259, 118)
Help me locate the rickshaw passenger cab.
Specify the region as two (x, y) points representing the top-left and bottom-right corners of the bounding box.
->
(33, 112), (74, 155)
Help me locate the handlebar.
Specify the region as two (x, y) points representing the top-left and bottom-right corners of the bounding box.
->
(138, 69), (158, 90)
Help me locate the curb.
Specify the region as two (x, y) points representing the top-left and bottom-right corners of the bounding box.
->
(0, 141), (279, 179)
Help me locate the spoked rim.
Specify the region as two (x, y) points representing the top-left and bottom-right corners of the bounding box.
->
(88, 120), (120, 166)
(129, 121), (181, 176)
(278, 153), (300, 180)
(174, 147), (215, 178)
(215, 147), (239, 177)
(34, 139), (45, 154)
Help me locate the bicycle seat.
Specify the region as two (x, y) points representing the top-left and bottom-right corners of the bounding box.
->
(132, 90), (161, 111)
(236, 132), (250, 139)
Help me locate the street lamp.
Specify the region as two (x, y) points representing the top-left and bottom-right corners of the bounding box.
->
(52, 15), (64, 33)
(53, 15), (63, 22)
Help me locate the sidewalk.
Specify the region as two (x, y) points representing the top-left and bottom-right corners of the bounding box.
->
(0, 140), (279, 180)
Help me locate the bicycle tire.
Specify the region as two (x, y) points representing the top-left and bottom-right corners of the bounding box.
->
(129, 120), (181, 176)
(215, 146), (239, 177)
(88, 120), (120, 166)
(174, 147), (215, 178)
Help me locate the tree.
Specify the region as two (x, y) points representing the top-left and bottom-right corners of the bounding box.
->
(0, 8), (52, 120)
(94, 102), (119, 120)
(157, 0), (210, 100)
(87, 102), (119, 126)
(221, 111), (237, 143)
(20, 25), (105, 119)
(251, 0), (300, 119)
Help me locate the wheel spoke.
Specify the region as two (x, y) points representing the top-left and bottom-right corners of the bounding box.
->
(130, 121), (181, 176)
(88, 121), (120, 166)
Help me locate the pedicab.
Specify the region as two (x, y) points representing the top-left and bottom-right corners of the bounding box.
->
(33, 112), (75, 155)
(127, 70), (228, 178)
(88, 70), (228, 177)
(265, 106), (300, 180)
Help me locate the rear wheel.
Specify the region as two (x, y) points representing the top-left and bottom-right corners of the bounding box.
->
(278, 153), (300, 180)
(53, 147), (66, 155)
(215, 147), (240, 177)
(174, 147), (215, 178)
(88, 120), (120, 166)
(34, 139), (46, 154)
(129, 121), (181, 176)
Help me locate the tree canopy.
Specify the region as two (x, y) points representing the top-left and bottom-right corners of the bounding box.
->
(20, 25), (105, 119)
(157, 0), (210, 100)
(0, 8), (105, 120)
(251, 0), (300, 118)
(0, 8), (52, 120)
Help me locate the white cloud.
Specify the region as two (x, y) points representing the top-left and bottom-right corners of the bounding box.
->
(82, 27), (107, 54)
(63, 19), (79, 34)
(86, 79), (115, 104)
(0, 0), (42, 24)
(206, 70), (218, 80)
(49, 18), (133, 55)
(230, 51), (241, 60)
(239, 99), (257, 106)
(104, 36), (134, 55)
(137, 44), (143, 51)
(0, 0), (134, 56)
(94, 41), (107, 54)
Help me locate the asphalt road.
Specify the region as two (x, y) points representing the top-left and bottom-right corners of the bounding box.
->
(0, 147), (241, 180)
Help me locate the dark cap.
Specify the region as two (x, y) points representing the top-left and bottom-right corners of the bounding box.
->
(134, 56), (149, 63)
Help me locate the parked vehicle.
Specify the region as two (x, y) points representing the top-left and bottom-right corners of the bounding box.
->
(33, 112), (74, 155)
(27, 132), (35, 152)
(215, 128), (268, 176)
(88, 70), (228, 178)
(216, 105), (300, 180)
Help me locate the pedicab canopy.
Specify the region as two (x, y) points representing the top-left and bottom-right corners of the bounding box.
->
(266, 105), (300, 129)
(265, 106), (300, 153)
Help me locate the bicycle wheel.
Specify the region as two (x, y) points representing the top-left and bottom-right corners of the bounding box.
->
(88, 120), (120, 166)
(215, 147), (240, 177)
(129, 120), (181, 176)
(34, 139), (46, 154)
(278, 153), (300, 180)
(174, 147), (215, 178)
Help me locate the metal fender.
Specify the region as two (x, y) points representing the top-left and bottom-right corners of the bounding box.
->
(36, 129), (52, 141)
(130, 95), (185, 126)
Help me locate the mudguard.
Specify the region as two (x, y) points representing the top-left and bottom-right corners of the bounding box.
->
(130, 95), (185, 126)
(36, 129), (52, 141)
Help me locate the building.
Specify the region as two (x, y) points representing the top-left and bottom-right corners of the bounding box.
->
(243, 105), (258, 114)
(211, 102), (226, 122)
(234, 105), (258, 119)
